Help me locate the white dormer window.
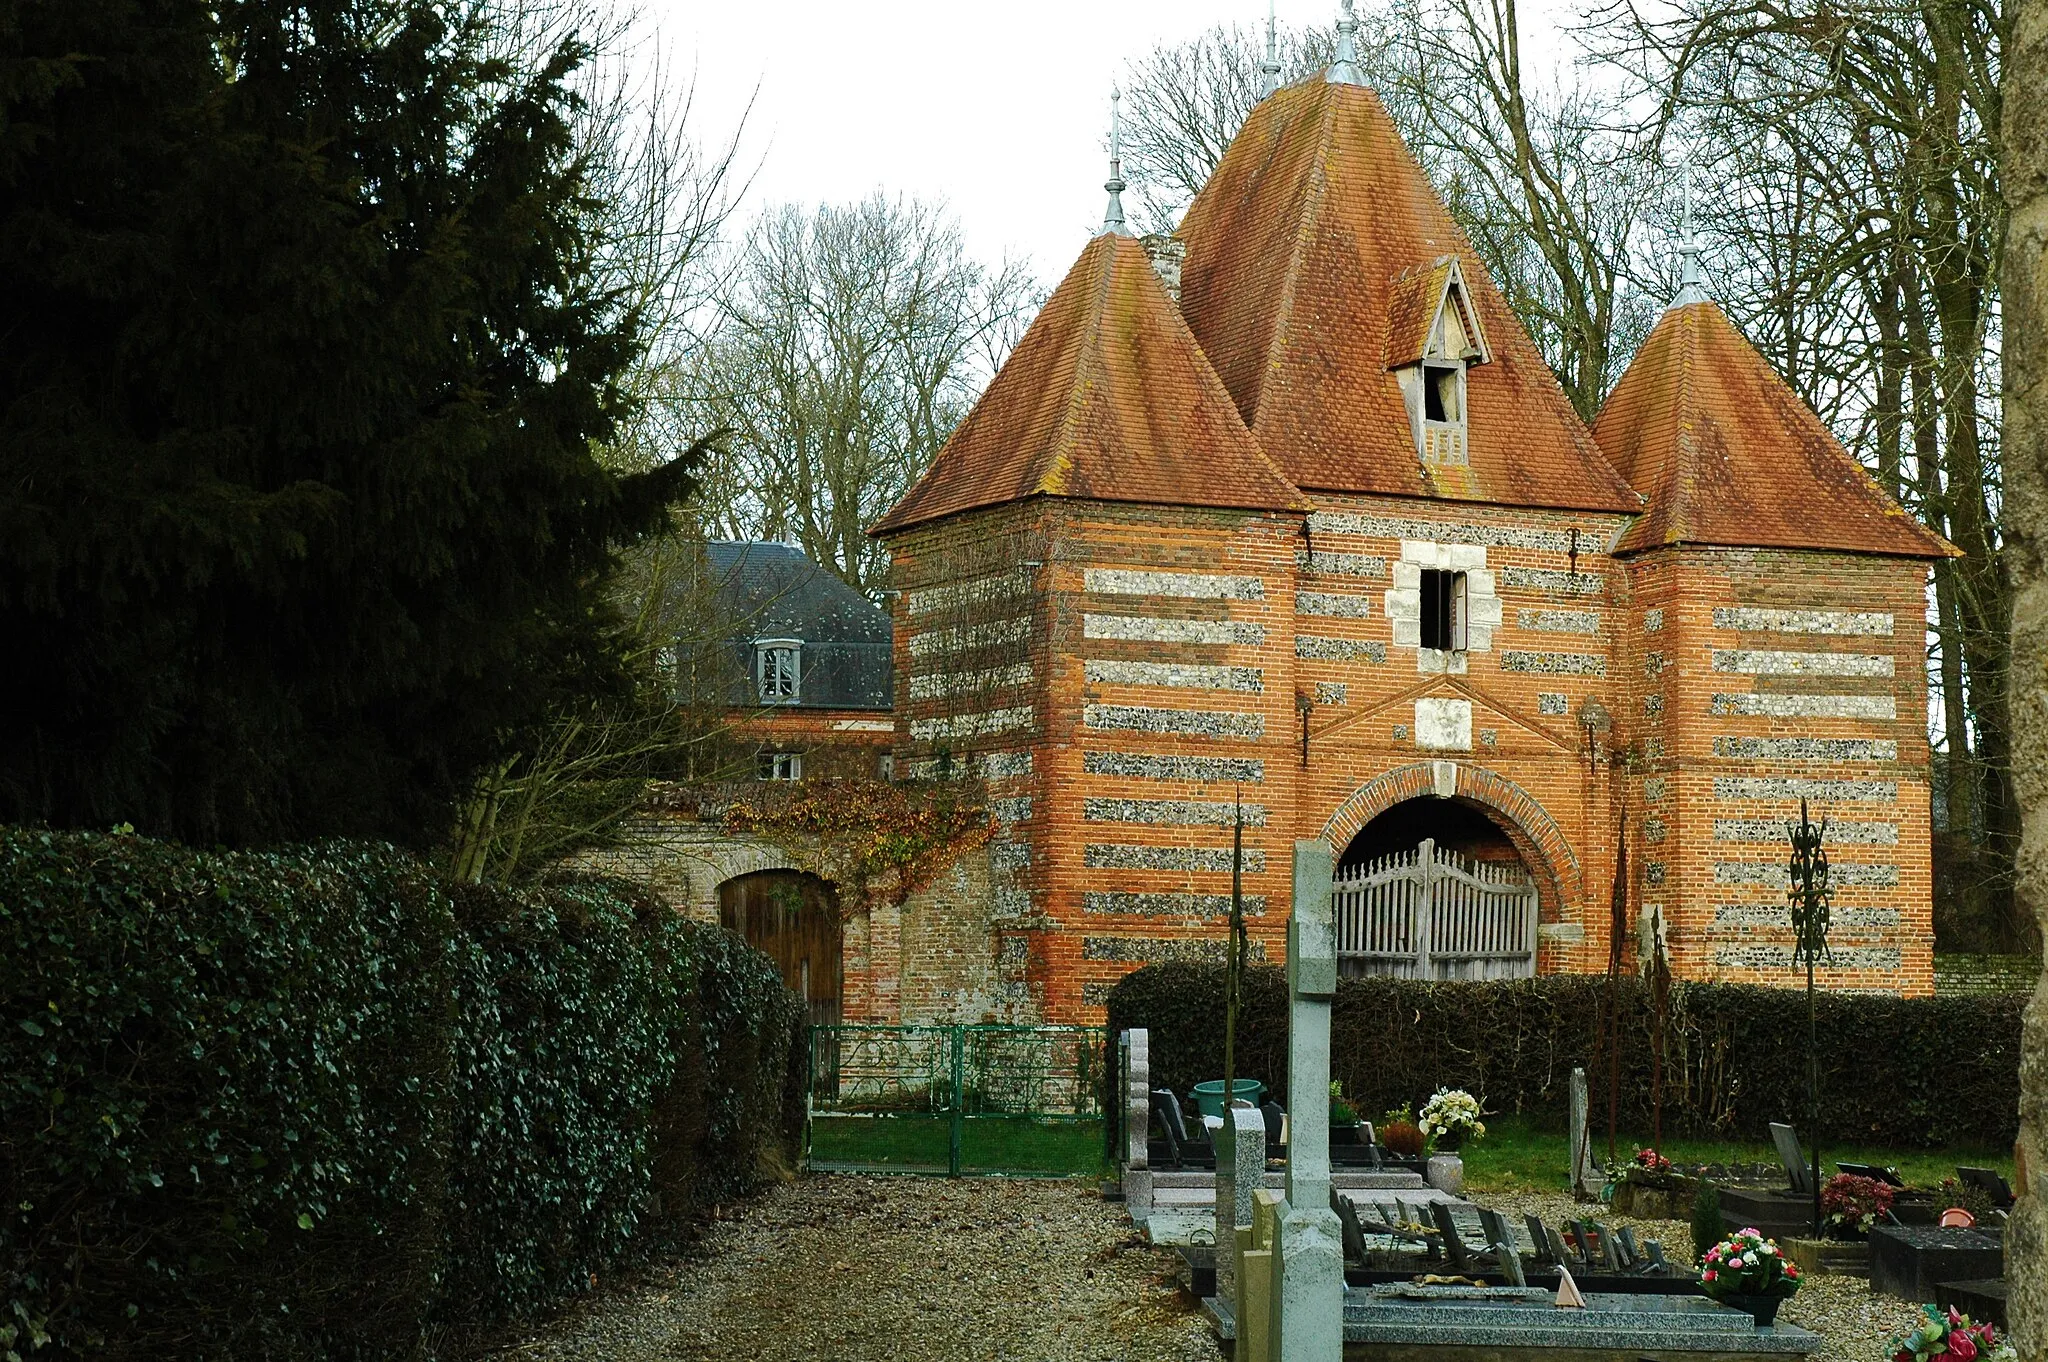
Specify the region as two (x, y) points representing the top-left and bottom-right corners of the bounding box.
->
(756, 639), (801, 704)
(1388, 257), (1490, 467)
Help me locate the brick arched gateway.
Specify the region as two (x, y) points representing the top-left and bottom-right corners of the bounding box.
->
(1318, 760), (1585, 921)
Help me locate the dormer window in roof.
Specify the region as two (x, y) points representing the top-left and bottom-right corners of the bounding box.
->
(1388, 258), (1491, 469)
(756, 639), (802, 704)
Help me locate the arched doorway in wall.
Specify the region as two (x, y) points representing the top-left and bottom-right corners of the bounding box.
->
(718, 870), (843, 1027)
(1334, 798), (1539, 980)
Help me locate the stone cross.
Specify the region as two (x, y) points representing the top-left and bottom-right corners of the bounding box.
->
(1123, 1028), (1151, 1220)
(1215, 1099), (1266, 1308)
(1569, 1066), (1600, 1198)
(1270, 839), (1345, 1360)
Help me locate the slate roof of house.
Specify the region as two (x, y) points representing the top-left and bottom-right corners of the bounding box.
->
(1593, 301), (1955, 559)
(869, 231), (1309, 537)
(1174, 76), (1642, 512)
(704, 541), (892, 708)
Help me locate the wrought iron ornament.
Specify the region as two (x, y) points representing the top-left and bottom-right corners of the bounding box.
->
(1786, 798), (1833, 971)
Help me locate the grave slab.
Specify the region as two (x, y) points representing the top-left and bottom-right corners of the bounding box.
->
(1868, 1225), (2004, 1301)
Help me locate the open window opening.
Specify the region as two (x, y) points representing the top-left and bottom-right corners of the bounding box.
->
(1424, 363), (1464, 424)
(1420, 569), (1468, 652)
(757, 751), (803, 781)
(756, 639), (801, 704)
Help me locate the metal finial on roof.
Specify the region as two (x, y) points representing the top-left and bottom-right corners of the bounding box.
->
(1102, 89), (1129, 235)
(1672, 158), (1710, 306)
(1261, 1), (1282, 97)
(1328, 0), (1363, 84)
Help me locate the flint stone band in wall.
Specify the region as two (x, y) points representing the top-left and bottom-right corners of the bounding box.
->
(1298, 591), (1373, 618)
(1296, 635), (1389, 663)
(1713, 736), (1900, 761)
(1644, 863), (1666, 886)
(1085, 843), (1270, 873)
(1501, 565), (1605, 596)
(904, 748), (1033, 781)
(1715, 818), (1899, 844)
(1712, 606), (1895, 636)
(1644, 608), (1665, 632)
(1082, 891), (1268, 917)
(1538, 692), (1570, 715)
(906, 616), (1033, 659)
(1314, 681), (1349, 706)
(1712, 649), (1895, 677)
(1713, 944), (1902, 972)
(1713, 776), (1898, 802)
(1082, 751), (1265, 783)
(1083, 659), (1264, 692)
(1713, 903), (1902, 930)
(1307, 511), (1585, 553)
(1644, 652), (1668, 676)
(1715, 861), (1900, 888)
(1643, 817), (1666, 843)
(1297, 549), (1388, 576)
(907, 569), (1036, 616)
(1083, 704), (1265, 739)
(1644, 776), (1667, 800)
(1083, 614), (1267, 646)
(907, 663), (1035, 700)
(1711, 692), (1899, 719)
(1517, 608), (1600, 634)
(1083, 936), (1268, 963)
(993, 886), (1034, 917)
(1501, 650), (1607, 676)
(1083, 568), (1265, 600)
(989, 841), (1032, 870)
(908, 706), (1035, 742)
(1084, 797), (1270, 826)
(991, 796), (1033, 823)
(1645, 694), (1665, 715)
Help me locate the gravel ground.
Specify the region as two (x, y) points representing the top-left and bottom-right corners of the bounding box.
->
(504, 1174), (1222, 1362)
(505, 1177), (1926, 1362)
(1476, 1188), (1925, 1362)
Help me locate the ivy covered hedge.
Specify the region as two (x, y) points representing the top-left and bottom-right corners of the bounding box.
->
(1107, 966), (2023, 1150)
(1, 828), (803, 1360)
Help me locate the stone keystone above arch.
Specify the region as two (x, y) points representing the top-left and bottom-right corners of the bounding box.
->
(1318, 761), (1585, 910)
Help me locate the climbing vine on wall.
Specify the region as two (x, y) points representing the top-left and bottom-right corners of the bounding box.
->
(723, 777), (994, 909)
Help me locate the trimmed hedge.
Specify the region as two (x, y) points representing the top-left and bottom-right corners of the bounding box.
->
(1, 829), (803, 1359)
(1106, 966), (2023, 1150)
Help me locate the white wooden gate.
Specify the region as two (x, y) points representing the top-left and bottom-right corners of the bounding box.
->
(1331, 837), (1537, 980)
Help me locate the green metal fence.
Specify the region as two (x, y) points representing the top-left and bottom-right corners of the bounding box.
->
(805, 1024), (1107, 1176)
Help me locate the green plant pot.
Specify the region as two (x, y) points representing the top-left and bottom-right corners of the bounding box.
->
(1191, 1079), (1265, 1119)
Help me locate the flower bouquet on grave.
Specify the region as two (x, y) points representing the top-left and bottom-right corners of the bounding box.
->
(1820, 1173), (1895, 1241)
(1887, 1304), (2016, 1362)
(1698, 1228), (1799, 1325)
(1418, 1088), (1486, 1153)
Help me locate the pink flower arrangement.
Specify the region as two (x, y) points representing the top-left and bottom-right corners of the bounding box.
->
(1697, 1228), (1800, 1301)
(1634, 1147), (1674, 1174)
(1888, 1304), (2015, 1362)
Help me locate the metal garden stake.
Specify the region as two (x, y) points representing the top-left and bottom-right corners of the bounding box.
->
(1222, 789), (1248, 1126)
(1787, 798), (1832, 1237)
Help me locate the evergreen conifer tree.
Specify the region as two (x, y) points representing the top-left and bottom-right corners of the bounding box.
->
(0, 0), (702, 845)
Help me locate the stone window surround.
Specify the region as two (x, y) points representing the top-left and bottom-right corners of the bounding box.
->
(1385, 540), (1500, 673)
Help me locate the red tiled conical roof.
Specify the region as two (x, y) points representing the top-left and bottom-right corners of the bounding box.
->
(1594, 300), (1953, 558)
(870, 232), (1308, 537)
(1175, 77), (1642, 513)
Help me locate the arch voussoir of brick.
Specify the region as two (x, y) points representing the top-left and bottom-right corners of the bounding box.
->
(1318, 761), (1584, 911)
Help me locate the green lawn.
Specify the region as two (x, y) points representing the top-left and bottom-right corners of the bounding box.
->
(1459, 1114), (2014, 1196)
(807, 1115), (1108, 1176)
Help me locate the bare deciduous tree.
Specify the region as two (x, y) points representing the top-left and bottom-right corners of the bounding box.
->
(689, 196), (1037, 598)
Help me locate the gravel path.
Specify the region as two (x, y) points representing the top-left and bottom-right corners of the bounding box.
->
(505, 1174), (1222, 1362)
(507, 1177), (1929, 1362)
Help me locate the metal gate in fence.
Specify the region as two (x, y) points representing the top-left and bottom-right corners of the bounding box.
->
(806, 1024), (1106, 1176)
(1333, 836), (1537, 979)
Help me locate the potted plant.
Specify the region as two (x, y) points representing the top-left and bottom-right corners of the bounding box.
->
(1699, 1227), (1801, 1326)
(1611, 1147), (1700, 1219)
(1887, 1304), (2016, 1362)
(1820, 1173), (1895, 1240)
(1329, 1081), (1362, 1145)
(1418, 1088), (1485, 1194)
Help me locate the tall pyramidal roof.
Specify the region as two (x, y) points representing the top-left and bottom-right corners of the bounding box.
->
(870, 232), (1308, 536)
(1175, 77), (1642, 513)
(1593, 299), (1953, 559)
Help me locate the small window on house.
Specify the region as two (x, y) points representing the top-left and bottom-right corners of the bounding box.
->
(877, 753), (896, 782)
(1423, 363), (1463, 424)
(756, 639), (801, 704)
(757, 751), (803, 782)
(1420, 569), (1468, 652)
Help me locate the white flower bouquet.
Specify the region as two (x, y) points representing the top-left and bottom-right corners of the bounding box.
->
(1417, 1087), (1486, 1151)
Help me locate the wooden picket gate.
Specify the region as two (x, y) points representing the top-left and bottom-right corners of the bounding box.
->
(1331, 837), (1537, 979)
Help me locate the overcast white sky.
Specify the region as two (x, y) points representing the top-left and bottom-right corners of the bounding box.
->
(645, 0), (1581, 284)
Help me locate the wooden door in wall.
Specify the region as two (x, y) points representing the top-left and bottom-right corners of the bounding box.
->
(719, 870), (843, 1028)
(1331, 838), (1537, 980)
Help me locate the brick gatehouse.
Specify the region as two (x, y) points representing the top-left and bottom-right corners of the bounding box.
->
(867, 61), (1951, 1022)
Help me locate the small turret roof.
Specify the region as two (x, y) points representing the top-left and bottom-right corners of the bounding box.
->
(870, 232), (1309, 537)
(1593, 300), (1954, 559)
